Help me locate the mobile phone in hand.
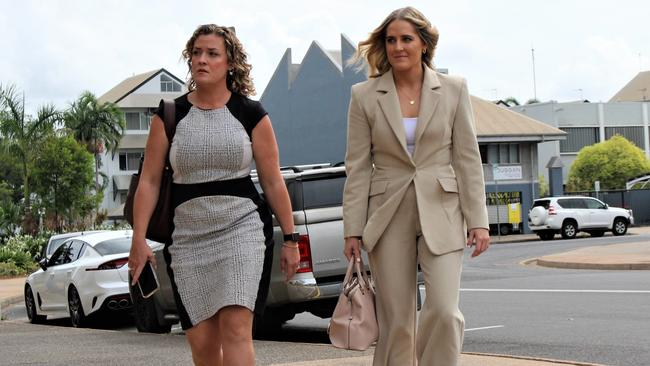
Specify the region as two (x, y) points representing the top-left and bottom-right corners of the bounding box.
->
(137, 261), (159, 298)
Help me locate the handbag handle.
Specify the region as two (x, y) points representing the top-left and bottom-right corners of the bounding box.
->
(342, 257), (373, 295)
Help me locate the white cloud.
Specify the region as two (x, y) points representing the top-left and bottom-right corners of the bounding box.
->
(2, 0), (649, 113)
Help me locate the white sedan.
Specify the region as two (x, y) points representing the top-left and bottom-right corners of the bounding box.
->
(24, 230), (162, 327)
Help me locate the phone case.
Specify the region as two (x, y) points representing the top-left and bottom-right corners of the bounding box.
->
(137, 261), (160, 299)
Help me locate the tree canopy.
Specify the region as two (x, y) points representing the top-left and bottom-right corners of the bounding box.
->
(31, 136), (99, 231)
(567, 135), (650, 191)
(0, 84), (60, 233)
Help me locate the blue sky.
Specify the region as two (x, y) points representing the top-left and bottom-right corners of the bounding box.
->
(1, 0), (649, 111)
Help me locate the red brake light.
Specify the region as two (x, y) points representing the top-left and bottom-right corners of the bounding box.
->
(86, 258), (129, 271)
(548, 205), (557, 215)
(296, 235), (313, 273)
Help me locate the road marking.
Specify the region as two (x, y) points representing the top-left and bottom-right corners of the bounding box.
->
(465, 325), (504, 332)
(461, 288), (650, 294)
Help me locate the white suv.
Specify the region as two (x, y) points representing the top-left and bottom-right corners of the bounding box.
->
(528, 196), (634, 240)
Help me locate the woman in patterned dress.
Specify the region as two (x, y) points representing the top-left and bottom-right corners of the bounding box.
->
(128, 24), (300, 366)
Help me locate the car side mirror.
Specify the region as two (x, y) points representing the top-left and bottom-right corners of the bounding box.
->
(603, 204), (609, 209)
(38, 258), (48, 271)
(33, 253), (42, 262)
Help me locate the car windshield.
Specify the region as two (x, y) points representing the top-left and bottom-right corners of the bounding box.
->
(93, 238), (132, 255)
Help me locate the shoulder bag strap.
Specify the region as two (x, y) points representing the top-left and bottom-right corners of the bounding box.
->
(162, 99), (176, 142)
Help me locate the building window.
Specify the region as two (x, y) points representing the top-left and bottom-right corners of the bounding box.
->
(605, 127), (644, 148)
(124, 112), (151, 130)
(161, 74), (181, 92)
(119, 151), (144, 171)
(560, 127), (598, 153)
(479, 144), (520, 164)
(119, 192), (128, 204)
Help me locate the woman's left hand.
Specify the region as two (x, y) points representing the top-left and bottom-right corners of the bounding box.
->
(281, 242), (301, 282)
(467, 228), (490, 257)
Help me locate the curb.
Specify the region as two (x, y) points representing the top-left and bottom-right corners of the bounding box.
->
(0, 295), (23, 319)
(534, 259), (650, 270)
(463, 352), (607, 366)
(268, 352), (607, 366)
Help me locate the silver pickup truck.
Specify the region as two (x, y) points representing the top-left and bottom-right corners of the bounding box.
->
(131, 164), (374, 334)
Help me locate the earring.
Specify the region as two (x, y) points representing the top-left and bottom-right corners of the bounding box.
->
(228, 70), (233, 76)
(422, 49), (427, 54)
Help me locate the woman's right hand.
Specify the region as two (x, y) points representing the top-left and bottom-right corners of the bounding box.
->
(344, 237), (362, 262)
(128, 236), (156, 286)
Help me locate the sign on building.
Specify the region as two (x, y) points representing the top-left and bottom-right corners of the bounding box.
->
(493, 165), (523, 180)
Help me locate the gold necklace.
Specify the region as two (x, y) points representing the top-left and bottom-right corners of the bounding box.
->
(397, 86), (420, 105)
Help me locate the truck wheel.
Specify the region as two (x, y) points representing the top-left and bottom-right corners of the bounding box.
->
(561, 220), (578, 239)
(537, 231), (554, 241)
(499, 224), (511, 236)
(612, 218), (628, 236)
(253, 308), (296, 338)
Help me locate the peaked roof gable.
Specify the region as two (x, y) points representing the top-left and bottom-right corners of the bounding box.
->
(98, 68), (184, 104)
(609, 70), (650, 102)
(261, 34), (361, 99)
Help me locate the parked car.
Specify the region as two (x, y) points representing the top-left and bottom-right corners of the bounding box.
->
(131, 164), (425, 334)
(24, 230), (163, 327)
(42, 230), (108, 260)
(528, 196), (634, 240)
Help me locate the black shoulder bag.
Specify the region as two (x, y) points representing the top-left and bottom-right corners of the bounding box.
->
(124, 100), (176, 243)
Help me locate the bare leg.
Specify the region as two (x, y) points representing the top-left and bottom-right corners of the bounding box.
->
(218, 305), (255, 366)
(186, 313), (223, 366)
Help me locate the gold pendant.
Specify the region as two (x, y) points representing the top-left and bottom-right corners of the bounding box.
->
(409, 100), (415, 105)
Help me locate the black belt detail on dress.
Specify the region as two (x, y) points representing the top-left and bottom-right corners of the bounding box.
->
(171, 176), (259, 209)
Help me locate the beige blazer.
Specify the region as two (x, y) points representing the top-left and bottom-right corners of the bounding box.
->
(343, 67), (489, 255)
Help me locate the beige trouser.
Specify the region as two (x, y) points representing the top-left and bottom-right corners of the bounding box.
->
(368, 184), (464, 366)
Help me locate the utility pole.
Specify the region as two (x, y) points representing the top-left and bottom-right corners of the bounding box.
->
(531, 47), (537, 101)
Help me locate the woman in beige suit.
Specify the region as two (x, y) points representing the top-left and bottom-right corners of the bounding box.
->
(343, 7), (490, 366)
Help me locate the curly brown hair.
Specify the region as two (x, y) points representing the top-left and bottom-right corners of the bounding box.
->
(350, 7), (439, 78)
(182, 24), (256, 96)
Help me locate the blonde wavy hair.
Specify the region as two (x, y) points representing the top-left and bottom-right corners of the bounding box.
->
(182, 24), (256, 96)
(351, 7), (439, 78)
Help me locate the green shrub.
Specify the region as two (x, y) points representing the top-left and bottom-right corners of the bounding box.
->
(96, 222), (131, 231)
(3, 234), (48, 259)
(0, 261), (22, 277)
(0, 234), (46, 276)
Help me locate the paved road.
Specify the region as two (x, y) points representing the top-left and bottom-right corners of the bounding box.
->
(5, 233), (649, 365)
(461, 233), (650, 366)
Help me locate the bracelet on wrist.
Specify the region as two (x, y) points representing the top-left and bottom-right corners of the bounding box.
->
(282, 242), (299, 249)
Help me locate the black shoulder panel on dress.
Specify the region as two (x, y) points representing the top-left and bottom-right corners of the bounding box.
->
(153, 93), (193, 140)
(226, 93), (268, 140)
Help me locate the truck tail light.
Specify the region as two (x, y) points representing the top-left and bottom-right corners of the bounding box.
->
(548, 205), (557, 215)
(296, 235), (313, 273)
(86, 258), (128, 271)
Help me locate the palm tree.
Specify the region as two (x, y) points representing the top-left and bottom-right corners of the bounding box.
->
(64, 91), (125, 194)
(0, 84), (59, 234)
(503, 97), (520, 106)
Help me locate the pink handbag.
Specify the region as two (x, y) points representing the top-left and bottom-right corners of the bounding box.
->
(328, 257), (378, 351)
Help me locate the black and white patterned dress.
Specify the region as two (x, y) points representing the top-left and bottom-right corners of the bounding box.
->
(155, 93), (273, 330)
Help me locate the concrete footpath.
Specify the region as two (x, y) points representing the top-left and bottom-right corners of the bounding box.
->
(3, 227), (649, 365)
